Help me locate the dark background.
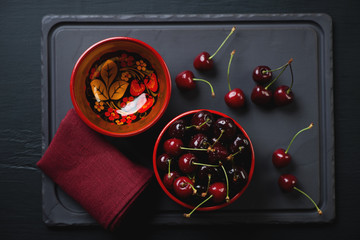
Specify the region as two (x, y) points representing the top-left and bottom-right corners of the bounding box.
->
(1, 0), (360, 239)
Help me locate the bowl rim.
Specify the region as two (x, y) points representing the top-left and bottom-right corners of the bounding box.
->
(153, 109), (255, 211)
(70, 36), (171, 137)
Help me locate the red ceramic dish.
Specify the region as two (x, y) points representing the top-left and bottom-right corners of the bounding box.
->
(70, 37), (171, 137)
(153, 109), (255, 211)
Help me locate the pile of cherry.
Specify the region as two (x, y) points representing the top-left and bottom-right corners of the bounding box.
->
(172, 27), (322, 216)
(156, 110), (252, 217)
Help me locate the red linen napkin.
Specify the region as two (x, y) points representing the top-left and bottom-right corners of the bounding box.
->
(37, 109), (153, 230)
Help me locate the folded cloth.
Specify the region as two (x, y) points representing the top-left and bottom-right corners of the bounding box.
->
(37, 109), (153, 230)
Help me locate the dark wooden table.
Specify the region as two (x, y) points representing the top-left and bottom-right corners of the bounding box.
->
(1, 0), (360, 239)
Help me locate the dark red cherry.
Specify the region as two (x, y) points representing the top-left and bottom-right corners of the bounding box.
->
(225, 88), (245, 108)
(272, 148), (291, 168)
(278, 174), (323, 215)
(213, 117), (237, 141)
(252, 65), (272, 84)
(228, 166), (248, 188)
(278, 174), (297, 191)
(175, 70), (215, 96)
(163, 138), (183, 156)
(156, 153), (172, 171)
(188, 133), (209, 149)
(229, 134), (250, 154)
(274, 85), (294, 106)
(208, 144), (228, 164)
(193, 27), (236, 72)
(208, 182), (227, 203)
(173, 176), (196, 199)
(163, 171), (180, 190)
(193, 51), (213, 71)
(168, 119), (186, 138)
(178, 153), (198, 174)
(197, 165), (221, 183)
(190, 110), (214, 132)
(251, 85), (273, 106)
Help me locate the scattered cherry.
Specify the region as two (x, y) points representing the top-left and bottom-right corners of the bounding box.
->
(175, 70), (215, 97)
(193, 27), (236, 71)
(224, 50), (245, 108)
(273, 63), (295, 106)
(272, 123), (314, 168)
(278, 174), (322, 215)
(252, 65), (272, 84)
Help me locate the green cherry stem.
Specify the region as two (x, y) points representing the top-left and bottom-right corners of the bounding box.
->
(180, 146), (208, 152)
(226, 146), (244, 161)
(285, 123), (314, 154)
(167, 159), (172, 177)
(264, 58), (293, 90)
(192, 162), (220, 168)
(287, 63), (294, 94)
(294, 187), (322, 215)
(184, 194), (213, 218)
(220, 163), (230, 202)
(209, 26), (236, 60)
(227, 50), (236, 91)
(192, 78), (215, 97)
(201, 174), (212, 197)
(185, 118), (210, 130)
(210, 130), (225, 149)
(263, 58), (293, 74)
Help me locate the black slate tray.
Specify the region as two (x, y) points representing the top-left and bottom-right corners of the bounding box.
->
(41, 14), (334, 225)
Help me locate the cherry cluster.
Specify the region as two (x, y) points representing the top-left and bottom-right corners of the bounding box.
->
(156, 110), (252, 217)
(272, 123), (322, 215)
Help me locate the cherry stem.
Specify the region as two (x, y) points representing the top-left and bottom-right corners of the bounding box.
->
(167, 159), (172, 177)
(285, 123), (314, 154)
(293, 187), (322, 215)
(263, 58), (293, 74)
(227, 50), (236, 91)
(185, 118), (210, 130)
(180, 146), (208, 152)
(209, 26), (236, 60)
(265, 58), (293, 90)
(220, 163), (230, 202)
(211, 129), (225, 149)
(192, 162), (220, 168)
(227, 146), (244, 161)
(193, 78), (215, 97)
(184, 194), (213, 218)
(287, 63), (294, 94)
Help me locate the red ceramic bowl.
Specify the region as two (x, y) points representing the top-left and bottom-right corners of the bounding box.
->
(70, 37), (171, 137)
(153, 109), (255, 211)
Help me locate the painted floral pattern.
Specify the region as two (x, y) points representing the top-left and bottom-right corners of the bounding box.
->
(85, 50), (159, 126)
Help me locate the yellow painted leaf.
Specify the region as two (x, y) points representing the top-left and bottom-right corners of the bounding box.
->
(90, 79), (109, 101)
(109, 80), (129, 100)
(101, 60), (118, 87)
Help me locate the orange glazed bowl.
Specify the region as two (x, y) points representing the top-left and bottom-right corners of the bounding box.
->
(70, 37), (171, 137)
(153, 109), (255, 213)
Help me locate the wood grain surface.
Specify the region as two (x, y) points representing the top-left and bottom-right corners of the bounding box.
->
(0, 0), (360, 239)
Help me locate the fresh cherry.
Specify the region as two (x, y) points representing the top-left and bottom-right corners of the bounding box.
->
(163, 171), (180, 190)
(173, 176), (196, 199)
(228, 166), (248, 188)
(188, 133), (209, 149)
(167, 119), (186, 138)
(224, 50), (246, 108)
(213, 117), (237, 141)
(193, 27), (236, 71)
(208, 144), (228, 164)
(252, 65), (272, 84)
(250, 85), (273, 106)
(156, 153), (172, 171)
(178, 153), (198, 174)
(175, 70), (215, 97)
(163, 138), (183, 156)
(273, 63), (295, 106)
(278, 174), (322, 215)
(190, 110), (214, 132)
(272, 123), (314, 168)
